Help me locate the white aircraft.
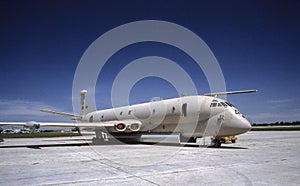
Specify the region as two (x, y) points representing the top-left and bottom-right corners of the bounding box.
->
(0, 89), (256, 147)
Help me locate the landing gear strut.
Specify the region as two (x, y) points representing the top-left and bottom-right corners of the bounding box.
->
(92, 129), (108, 144)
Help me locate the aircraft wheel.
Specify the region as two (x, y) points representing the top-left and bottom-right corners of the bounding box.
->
(211, 139), (221, 148)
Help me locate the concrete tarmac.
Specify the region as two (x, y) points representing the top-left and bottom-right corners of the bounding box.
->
(0, 131), (299, 185)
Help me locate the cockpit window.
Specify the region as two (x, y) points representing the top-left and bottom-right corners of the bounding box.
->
(210, 103), (217, 107)
(220, 102), (227, 107)
(210, 100), (242, 115)
(225, 102), (235, 107)
(210, 102), (228, 108)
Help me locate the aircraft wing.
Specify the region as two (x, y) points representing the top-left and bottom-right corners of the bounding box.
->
(0, 121), (114, 129)
(40, 109), (81, 120)
(0, 119), (142, 132)
(203, 89), (257, 97)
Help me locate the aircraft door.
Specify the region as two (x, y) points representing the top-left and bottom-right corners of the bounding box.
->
(182, 103), (187, 117)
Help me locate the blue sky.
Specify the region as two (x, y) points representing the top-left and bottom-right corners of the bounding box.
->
(0, 0), (299, 123)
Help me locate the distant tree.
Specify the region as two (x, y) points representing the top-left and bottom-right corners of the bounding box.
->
(254, 121), (300, 126)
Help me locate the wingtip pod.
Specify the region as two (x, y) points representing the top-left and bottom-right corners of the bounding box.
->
(25, 121), (40, 130)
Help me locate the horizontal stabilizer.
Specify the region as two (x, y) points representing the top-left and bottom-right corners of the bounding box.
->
(203, 89), (257, 97)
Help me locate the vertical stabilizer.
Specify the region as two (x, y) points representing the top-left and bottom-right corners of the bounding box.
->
(80, 90), (95, 115)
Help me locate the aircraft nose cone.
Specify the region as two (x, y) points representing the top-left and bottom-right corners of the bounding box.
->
(219, 118), (252, 136)
(235, 118), (252, 134)
(239, 118), (252, 133)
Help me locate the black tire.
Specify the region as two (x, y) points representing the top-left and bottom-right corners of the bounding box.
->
(211, 139), (221, 148)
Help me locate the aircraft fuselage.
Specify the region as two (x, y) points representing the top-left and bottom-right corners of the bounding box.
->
(81, 95), (251, 138)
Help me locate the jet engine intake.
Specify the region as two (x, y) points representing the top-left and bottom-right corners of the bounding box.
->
(128, 123), (141, 132)
(115, 123), (126, 132)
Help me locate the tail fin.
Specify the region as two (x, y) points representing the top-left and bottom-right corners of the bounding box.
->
(80, 90), (96, 115)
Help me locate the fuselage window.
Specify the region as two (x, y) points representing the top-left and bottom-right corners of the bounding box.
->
(128, 110), (132, 115)
(182, 103), (187, 117)
(172, 106), (175, 113)
(120, 111), (123, 116)
(217, 103), (222, 107)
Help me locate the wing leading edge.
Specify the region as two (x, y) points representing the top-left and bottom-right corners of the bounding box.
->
(0, 119), (142, 132)
(203, 89), (257, 97)
(0, 121), (114, 129)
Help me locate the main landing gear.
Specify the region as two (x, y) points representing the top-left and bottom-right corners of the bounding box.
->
(210, 137), (222, 148)
(92, 129), (109, 145)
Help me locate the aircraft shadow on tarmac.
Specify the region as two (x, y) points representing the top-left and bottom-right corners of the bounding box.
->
(214, 146), (248, 150)
(142, 142), (248, 149)
(0, 143), (90, 149)
(0, 141), (248, 150)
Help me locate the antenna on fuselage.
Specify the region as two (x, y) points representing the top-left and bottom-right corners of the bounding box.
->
(80, 90), (95, 115)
